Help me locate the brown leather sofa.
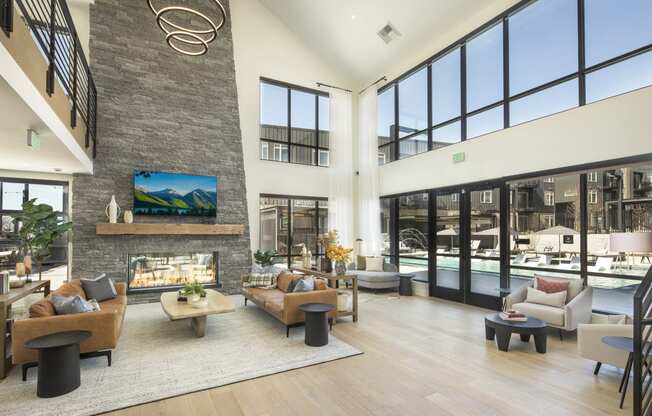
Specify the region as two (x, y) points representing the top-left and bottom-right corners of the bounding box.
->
(12, 279), (127, 370)
(243, 271), (337, 336)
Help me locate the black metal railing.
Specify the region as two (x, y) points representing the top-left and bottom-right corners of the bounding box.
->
(6, 0), (97, 158)
(1, 0), (12, 37)
(634, 266), (652, 416)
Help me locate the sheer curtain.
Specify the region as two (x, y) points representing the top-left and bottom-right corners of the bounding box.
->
(357, 86), (382, 256)
(328, 89), (354, 248)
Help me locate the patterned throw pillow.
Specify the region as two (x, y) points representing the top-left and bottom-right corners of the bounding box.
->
(51, 295), (95, 315)
(293, 277), (315, 292)
(535, 276), (570, 294)
(244, 265), (281, 288)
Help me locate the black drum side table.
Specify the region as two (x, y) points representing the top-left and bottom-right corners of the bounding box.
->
(398, 274), (415, 296)
(25, 330), (91, 398)
(299, 303), (335, 347)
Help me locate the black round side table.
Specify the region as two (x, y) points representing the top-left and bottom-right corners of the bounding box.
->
(398, 274), (415, 296)
(25, 330), (91, 398)
(299, 303), (335, 347)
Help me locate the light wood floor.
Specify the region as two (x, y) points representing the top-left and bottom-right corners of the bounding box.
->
(105, 293), (628, 416)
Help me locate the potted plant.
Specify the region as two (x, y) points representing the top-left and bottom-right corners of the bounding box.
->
(254, 249), (277, 268)
(326, 244), (353, 276)
(181, 281), (207, 307)
(12, 199), (72, 281)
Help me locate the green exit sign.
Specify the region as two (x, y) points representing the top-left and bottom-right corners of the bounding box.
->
(452, 152), (466, 163)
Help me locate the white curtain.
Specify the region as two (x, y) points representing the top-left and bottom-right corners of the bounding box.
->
(328, 89), (354, 248)
(357, 86), (383, 256)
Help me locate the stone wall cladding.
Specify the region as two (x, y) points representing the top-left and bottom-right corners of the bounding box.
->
(72, 0), (250, 297)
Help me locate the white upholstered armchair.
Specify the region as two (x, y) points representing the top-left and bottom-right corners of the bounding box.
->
(504, 276), (593, 336)
(578, 316), (632, 375)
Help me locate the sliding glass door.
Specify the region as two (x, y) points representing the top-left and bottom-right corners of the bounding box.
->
(433, 191), (463, 301)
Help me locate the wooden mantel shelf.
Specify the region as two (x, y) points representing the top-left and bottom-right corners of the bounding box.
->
(96, 223), (244, 236)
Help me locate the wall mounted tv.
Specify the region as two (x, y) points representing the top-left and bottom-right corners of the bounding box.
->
(133, 171), (217, 216)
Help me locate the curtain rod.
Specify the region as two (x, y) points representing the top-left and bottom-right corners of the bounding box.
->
(359, 76), (387, 94)
(316, 82), (352, 93)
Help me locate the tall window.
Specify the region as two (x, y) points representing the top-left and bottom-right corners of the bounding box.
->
(544, 191), (555, 206)
(377, 0), (652, 164)
(260, 79), (329, 166)
(377, 86), (396, 165)
(259, 195), (328, 268)
(0, 179), (69, 289)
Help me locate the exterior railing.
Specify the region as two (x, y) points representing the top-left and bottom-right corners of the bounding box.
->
(2, 0), (97, 158)
(634, 266), (652, 415)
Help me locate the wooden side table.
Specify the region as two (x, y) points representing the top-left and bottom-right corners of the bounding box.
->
(0, 280), (51, 379)
(290, 267), (358, 323)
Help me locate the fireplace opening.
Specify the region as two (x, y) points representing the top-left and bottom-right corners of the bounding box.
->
(127, 252), (218, 292)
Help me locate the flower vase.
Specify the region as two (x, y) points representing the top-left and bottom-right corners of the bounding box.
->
(334, 260), (346, 276)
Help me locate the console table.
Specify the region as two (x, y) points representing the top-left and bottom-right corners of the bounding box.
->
(290, 267), (358, 323)
(0, 280), (51, 379)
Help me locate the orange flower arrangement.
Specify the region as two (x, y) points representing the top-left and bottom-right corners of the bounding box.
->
(321, 229), (353, 262)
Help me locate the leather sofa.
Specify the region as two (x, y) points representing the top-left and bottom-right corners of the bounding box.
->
(12, 279), (127, 369)
(242, 271), (337, 336)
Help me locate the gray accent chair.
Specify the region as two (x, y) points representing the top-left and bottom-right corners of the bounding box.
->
(355, 262), (400, 290)
(505, 275), (593, 337)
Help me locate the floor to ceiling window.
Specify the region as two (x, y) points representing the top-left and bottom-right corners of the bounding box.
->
(381, 160), (652, 313)
(0, 179), (69, 289)
(377, 0), (652, 164)
(260, 78), (330, 167)
(259, 195), (328, 269)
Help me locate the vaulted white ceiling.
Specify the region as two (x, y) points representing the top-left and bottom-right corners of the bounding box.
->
(259, 0), (512, 87)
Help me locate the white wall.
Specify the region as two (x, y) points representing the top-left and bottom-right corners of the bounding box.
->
(230, 0), (356, 253)
(380, 85), (652, 196)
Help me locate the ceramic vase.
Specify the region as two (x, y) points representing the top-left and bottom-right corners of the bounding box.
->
(23, 255), (32, 274)
(124, 210), (134, 224)
(105, 195), (121, 224)
(188, 293), (201, 304)
(15, 262), (26, 277)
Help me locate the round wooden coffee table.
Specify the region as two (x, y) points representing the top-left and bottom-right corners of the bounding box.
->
(25, 330), (91, 397)
(485, 313), (547, 353)
(299, 303), (335, 347)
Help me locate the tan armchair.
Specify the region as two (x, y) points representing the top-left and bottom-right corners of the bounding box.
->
(505, 276), (593, 336)
(578, 316), (632, 375)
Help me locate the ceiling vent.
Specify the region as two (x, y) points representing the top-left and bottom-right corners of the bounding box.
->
(377, 22), (401, 44)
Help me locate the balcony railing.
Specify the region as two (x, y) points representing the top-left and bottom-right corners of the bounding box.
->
(1, 0), (97, 158)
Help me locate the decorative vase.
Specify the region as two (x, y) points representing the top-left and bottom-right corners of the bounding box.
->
(105, 195), (121, 224)
(334, 260), (346, 276)
(15, 262), (26, 277)
(188, 293), (201, 304)
(124, 210), (134, 224)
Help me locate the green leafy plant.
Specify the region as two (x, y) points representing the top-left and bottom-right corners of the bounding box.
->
(12, 199), (72, 277)
(254, 249), (277, 267)
(181, 281), (206, 297)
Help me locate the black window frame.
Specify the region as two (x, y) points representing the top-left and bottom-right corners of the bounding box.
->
(259, 77), (330, 167)
(378, 0), (652, 164)
(259, 193), (328, 269)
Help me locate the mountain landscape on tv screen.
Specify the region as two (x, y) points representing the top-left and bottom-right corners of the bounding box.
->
(133, 172), (217, 216)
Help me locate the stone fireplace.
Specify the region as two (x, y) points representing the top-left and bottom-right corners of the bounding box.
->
(127, 252), (218, 293)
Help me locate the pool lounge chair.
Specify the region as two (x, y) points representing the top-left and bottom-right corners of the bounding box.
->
(589, 256), (614, 273)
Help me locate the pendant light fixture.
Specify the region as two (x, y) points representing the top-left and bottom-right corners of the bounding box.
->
(147, 0), (226, 56)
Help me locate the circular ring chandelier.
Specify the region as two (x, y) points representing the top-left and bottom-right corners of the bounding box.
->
(148, 0), (226, 56)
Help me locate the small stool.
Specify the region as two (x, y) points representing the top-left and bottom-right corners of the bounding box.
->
(299, 303), (335, 347)
(25, 330), (91, 398)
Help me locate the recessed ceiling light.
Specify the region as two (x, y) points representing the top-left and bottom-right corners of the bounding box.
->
(53, 168), (62, 172)
(351, 15), (356, 20)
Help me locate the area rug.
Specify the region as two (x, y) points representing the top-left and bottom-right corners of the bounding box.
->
(0, 296), (362, 416)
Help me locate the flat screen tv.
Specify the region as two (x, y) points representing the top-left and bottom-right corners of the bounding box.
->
(133, 171), (217, 216)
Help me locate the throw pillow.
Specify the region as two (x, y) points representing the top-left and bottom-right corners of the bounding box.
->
(276, 271), (296, 292)
(356, 255), (367, 271)
(51, 295), (95, 315)
(29, 299), (56, 318)
(365, 257), (384, 272)
(293, 277), (315, 292)
(314, 277), (328, 290)
(81, 273), (117, 302)
(525, 287), (567, 308)
(245, 265), (277, 288)
(535, 276), (570, 294)
(287, 278), (300, 293)
(54, 281), (87, 300)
